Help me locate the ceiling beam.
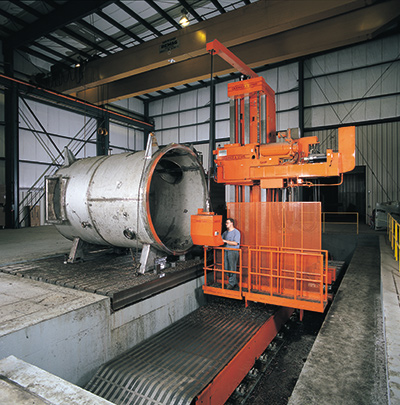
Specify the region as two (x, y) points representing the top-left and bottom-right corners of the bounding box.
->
(0, 74), (153, 130)
(177, 0), (204, 23)
(96, 10), (144, 45)
(19, 45), (66, 66)
(45, 34), (93, 59)
(31, 42), (77, 65)
(77, 18), (128, 51)
(52, 0), (372, 95)
(0, 5), (76, 66)
(145, 0), (182, 31)
(4, 0), (115, 49)
(209, 0), (226, 14)
(0, 6), (27, 29)
(116, 1), (162, 37)
(72, 0), (400, 104)
(59, 26), (112, 56)
(11, 0), (43, 19)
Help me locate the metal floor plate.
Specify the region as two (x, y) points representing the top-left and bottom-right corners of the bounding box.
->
(86, 299), (275, 405)
(0, 250), (202, 310)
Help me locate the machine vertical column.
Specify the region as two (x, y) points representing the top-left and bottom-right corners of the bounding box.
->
(229, 99), (236, 144)
(4, 48), (19, 229)
(298, 59), (304, 138)
(260, 94), (266, 144)
(244, 96), (250, 144)
(208, 50), (216, 195)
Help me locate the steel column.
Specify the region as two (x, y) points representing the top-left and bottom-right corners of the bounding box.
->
(4, 49), (19, 229)
(96, 114), (109, 156)
(298, 59), (305, 201)
(143, 101), (152, 151)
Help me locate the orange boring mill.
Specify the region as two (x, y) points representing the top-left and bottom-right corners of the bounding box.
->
(191, 39), (356, 313)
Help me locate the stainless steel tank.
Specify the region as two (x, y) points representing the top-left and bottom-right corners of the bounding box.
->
(45, 141), (207, 258)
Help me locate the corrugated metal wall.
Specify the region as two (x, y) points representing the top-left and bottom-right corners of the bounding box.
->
(305, 122), (400, 221)
(357, 122), (399, 217)
(18, 99), (145, 189)
(302, 33), (400, 221)
(304, 34), (400, 128)
(15, 98), (144, 226)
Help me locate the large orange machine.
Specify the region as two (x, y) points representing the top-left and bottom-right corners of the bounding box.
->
(191, 40), (356, 313)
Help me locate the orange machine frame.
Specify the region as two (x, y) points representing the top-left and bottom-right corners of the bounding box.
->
(214, 126), (355, 189)
(188, 40), (350, 403)
(191, 39), (355, 312)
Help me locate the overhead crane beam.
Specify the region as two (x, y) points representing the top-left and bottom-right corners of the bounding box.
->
(52, 0), (370, 96)
(73, 0), (400, 105)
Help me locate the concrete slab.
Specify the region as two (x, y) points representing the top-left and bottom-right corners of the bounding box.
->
(0, 273), (110, 386)
(0, 273), (108, 338)
(0, 225), (71, 265)
(0, 225), (206, 388)
(288, 236), (388, 405)
(0, 355), (113, 404)
(380, 235), (400, 403)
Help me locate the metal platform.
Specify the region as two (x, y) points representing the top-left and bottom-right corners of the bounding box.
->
(0, 250), (203, 311)
(86, 299), (293, 405)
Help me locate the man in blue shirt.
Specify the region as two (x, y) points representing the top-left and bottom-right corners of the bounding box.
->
(222, 218), (241, 289)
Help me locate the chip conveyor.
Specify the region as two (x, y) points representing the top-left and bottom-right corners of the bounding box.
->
(86, 299), (293, 405)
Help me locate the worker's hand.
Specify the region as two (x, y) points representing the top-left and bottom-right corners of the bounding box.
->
(223, 240), (238, 246)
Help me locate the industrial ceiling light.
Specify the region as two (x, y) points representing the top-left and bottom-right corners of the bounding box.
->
(179, 9), (190, 27)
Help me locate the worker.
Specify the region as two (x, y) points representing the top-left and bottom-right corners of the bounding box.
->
(222, 218), (241, 290)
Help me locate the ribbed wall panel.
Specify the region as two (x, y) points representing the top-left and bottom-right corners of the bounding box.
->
(305, 122), (400, 221)
(303, 34), (400, 128)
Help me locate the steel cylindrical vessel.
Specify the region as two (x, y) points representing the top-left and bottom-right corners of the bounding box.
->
(51, 143), (207, 255)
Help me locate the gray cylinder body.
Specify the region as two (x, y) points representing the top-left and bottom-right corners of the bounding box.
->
(45, 143), (207, 255)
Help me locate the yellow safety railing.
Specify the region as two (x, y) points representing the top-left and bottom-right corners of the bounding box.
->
(322, 212), (359, 234)
(388, 213), (400, 272)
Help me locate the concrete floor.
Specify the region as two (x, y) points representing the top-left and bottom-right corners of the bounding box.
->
(289, 233), (400, 404)
(0, 226), (111, 388)
(380, 235), (400, 402)
(0, 225), (72, 265)
(0, 356), (113, 404)
(0, 224), (399, 404)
